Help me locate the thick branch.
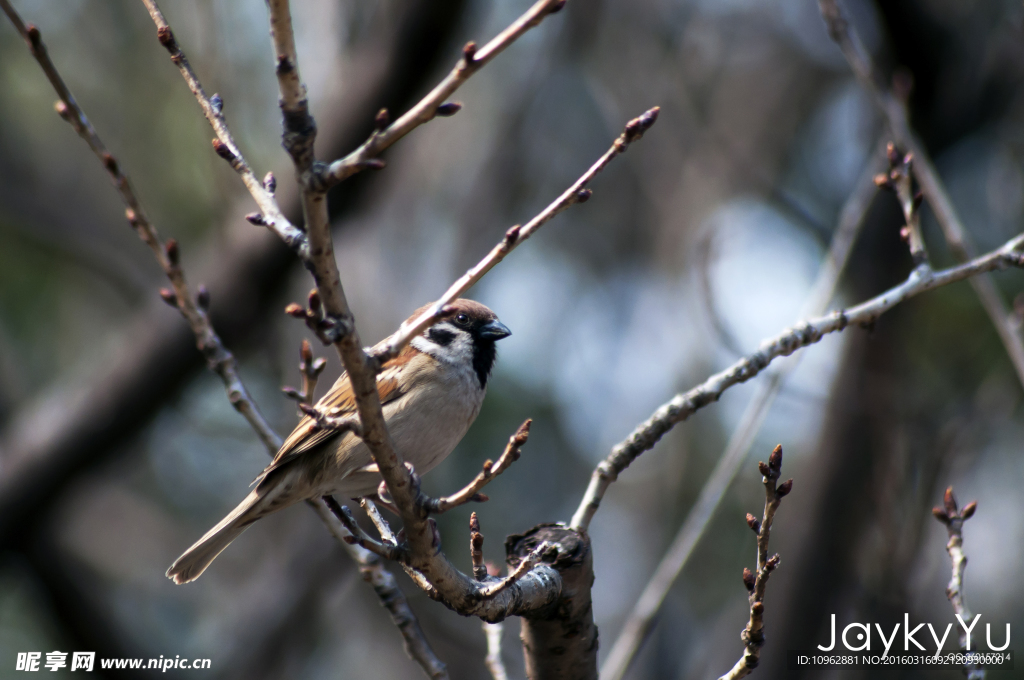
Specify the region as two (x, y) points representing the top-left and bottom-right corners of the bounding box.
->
(818, 0), (1024, 390)
(573, 231), (1024, 532)
(322, 0), (568, 187)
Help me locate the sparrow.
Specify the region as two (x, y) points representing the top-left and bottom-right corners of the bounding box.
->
(167, 299), (511, 584)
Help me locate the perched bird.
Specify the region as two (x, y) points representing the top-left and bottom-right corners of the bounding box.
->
(167, 299), (511, 584)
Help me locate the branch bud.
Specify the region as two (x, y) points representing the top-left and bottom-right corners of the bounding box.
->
(101, 153), (118, 175)
(549, 0), (567, 12)
(300, 338), (313, 365)
(307, 289), (322, 316)
(159, 288), (177, 306)
(742, 567), (755, 592)
(281, 386), (301, 400)
(156, 26), (177, 52)
(164, 238), (179, 266)
(768, 444), (782, 472)
(436, 101), (463, 117)
(758, 461), (771, 477)
(374, 108), (390, 132)
(575, 188), (592, 203)
(263, 171), (277, 194)
(245, 213), (266, 226)
(462, 41), (477, 64)
(961, 501), (977, 519)
(196, 285), (210, 310)
(932, 506), (950, 524)
(210, 93), (223, 115)
(26, 24), (42, 49)
(746, 513), (761, 534)
(284, 303), (306, 318)
(776, 479), (793, 497)
(943, 486), (958, 516)
(766, 554), (780, 570)
(212, 139), (235, 162)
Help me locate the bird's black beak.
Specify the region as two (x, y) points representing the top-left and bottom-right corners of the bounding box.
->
(478, 319), (512, 340)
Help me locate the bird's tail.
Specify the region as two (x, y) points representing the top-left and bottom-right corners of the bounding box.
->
(166, 489), (263, 584)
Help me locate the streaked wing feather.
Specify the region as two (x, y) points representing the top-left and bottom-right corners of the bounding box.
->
(252, 352), (412, 485)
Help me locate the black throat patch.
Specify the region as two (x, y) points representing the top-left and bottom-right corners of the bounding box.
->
(472, 339), (497, 389)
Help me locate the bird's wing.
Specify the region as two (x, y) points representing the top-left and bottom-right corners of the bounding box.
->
(253, 345), (418, 485)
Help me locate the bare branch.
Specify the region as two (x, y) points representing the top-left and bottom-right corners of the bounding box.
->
(716, 447), (791, 680)
(875, 143), (927, 266)
(139, 0), (309, 257)
(598, 146), (885, 680)
(375, 108), (660, 364)
(423, 420), (531, 514)
(574, 230), (1024, 533)
(482, 621), (509, 680)
(322, 0), (568, 187)
(818, 0), (1024, 391)
(932, 487), (985, 680)
(322, 496), (404, 561)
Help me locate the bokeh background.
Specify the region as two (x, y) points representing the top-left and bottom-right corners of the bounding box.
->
(1, 0), (1023, 678)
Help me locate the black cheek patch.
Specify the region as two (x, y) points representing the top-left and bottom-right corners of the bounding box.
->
(428, 327), (456, 347)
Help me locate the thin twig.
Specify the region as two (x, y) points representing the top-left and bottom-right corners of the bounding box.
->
(361, 498), (398, 544)
(375, 108), (660, 364)
(717, 446), (791, 680)
(574, 229), (1024, 534)
(819, 0), (1024, 390)
(478, 542), (556, 599)
(139, 0), (309, 257)
(482, 621), (509, 680)
(322, 0), (569, 187)
(932, 487), (985, 680)
(0, 0), (281, 456)
(422, 420), (531, 513)
(322, 496), (404, 561)
(470, 513), (487, 581)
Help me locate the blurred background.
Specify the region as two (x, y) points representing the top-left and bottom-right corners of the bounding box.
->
(1, 0), (1023, 678)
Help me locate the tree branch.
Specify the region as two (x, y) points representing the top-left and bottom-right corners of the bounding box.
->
(421, 419), (531, 514)
(482, 621), (509, 680)
(321, 0), (568, 188)
(139, 0), (309, 258)
(932, 487), (985, 680)
(597, 143), (886, 680)
(818, 0), (1024, 391)
(374, 108), (659, 364)
(717, 446), (792, 680)
(574, 230), (1024, 533)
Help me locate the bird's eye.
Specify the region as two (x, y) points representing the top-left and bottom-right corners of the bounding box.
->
(455, 313), (470, 326)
